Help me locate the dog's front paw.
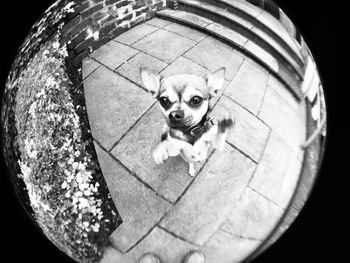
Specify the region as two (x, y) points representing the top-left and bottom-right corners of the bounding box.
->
(153, 143), (169, 166)
(217, 112), (234, 133)
(188, 163), (195, 177)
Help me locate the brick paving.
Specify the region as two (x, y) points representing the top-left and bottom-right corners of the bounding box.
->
(83, 18), (307, 263)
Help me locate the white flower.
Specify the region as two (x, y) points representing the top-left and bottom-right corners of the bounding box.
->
(61, 181), (68, 189)
(27, 150), (38, 159)
(85, 28), (99, 41)
(91, 223), (100, 232)
(63, 2), (75, 13)
(79, 183), (89, 191)
(41, 203), (51, 212)
(78, 198), (89, 209)
(52, 41), (60, 49)
(72, 162), (78, 170)
(18, 161), (31, 181)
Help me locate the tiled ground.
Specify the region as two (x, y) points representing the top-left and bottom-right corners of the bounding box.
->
(83, 17), (306, 263)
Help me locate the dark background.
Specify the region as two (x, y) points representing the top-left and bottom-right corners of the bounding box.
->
(0, 1), (343, 262)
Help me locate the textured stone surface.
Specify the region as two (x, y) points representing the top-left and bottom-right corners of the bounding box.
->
(184, 36), (244, 81)
(160, 56), (208, 77)
(243, 40), (279, 73)
(114, 23), (159, 45)
(158, 9), (213, 27)
(91, 40), (139, 69)
(249, 132), (303, 208)
(116, 52), (168, 87)
(160, 144), (256, 245)
(84, 66), (154, 150)
(145, 17), (173, 28)
(94, 143), (171, 253)
(212, 96), (270, 162)
(206, 23), (248, 47)
(164, 22), (207, 42)
(220, 187), (284, 240)
(255, 10), (302, 60)
(224, 59), (270, 115)
(121, 227), (197, 263)
(133, 29), (196, 63)
(222, 0), (263, 17)
(111, 104), (207, 203)
(203, 230), (260, 263)
(258, 75), (306, 157)
(82, 57), (100, 79)
(80, 16), (309, 263)
(188, 0), (254, 29)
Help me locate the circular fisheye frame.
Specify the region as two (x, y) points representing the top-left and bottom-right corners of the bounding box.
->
(0, 0), (326, 263)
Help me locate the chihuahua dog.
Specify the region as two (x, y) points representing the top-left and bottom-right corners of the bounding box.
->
(140, 67), (234, 176)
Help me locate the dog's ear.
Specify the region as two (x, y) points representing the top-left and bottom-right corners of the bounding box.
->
(204, 67), (225, 97)
(140, 67), (161, 97)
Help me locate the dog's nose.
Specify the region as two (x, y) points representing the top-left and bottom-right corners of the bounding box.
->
(169, 110), (184, 122)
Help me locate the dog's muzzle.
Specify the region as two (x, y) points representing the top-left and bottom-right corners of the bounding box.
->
(169, 110), (184, 123)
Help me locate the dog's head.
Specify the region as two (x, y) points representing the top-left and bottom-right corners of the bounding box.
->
(140, 67), (225, 129)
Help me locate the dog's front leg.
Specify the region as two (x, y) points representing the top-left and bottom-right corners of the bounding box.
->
(213, 131), (227, 151)
(153, 142), (170, 166)
(188, 163), (195, 177)
(213, 114), (235, 151)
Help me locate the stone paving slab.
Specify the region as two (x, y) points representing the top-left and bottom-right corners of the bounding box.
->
(164, 22), (207, 42)
(125, 227), (197, 263)
(111, 104), (208, 203)
(82, 57), (100, 79)
(258, 74), (306, 158)
(268, 75), (304, 115)
(114, 23), (159, 45)
(94, 143), (171, 253)
(249, 131), (302, 208)
(161, 56), (208, 77)
(116, 52), (168, 87)
(146, 17), (173, 28)
(100, 247), (123, 263)
(102, 229), (259, 263)
(84, 66), (154, 150)
(132, 29), (196, 64)
(220, 187), (284, 240)
(102, 226), (197, 263)
(91, 40), (139, 70)
(203, 230), (260, 263)
(212, 96), (270, 162)
(224, 59), (270, 115)
(159, 143), (256, 246)
(183, 36), (244, 81)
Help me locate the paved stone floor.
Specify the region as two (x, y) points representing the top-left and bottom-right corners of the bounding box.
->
(83, 17), (307, 263)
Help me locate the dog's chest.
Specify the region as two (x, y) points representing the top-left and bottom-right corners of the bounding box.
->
(167, 125), (217, 162)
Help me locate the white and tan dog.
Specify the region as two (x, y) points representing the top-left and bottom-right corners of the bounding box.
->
(140, 67), (234, 176)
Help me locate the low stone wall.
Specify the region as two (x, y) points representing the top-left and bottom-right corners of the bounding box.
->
(61, 0), (167, 68)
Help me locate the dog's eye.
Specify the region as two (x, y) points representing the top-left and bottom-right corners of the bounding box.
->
(189, 96), (203, 107)
(159, 97), (170, 108)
